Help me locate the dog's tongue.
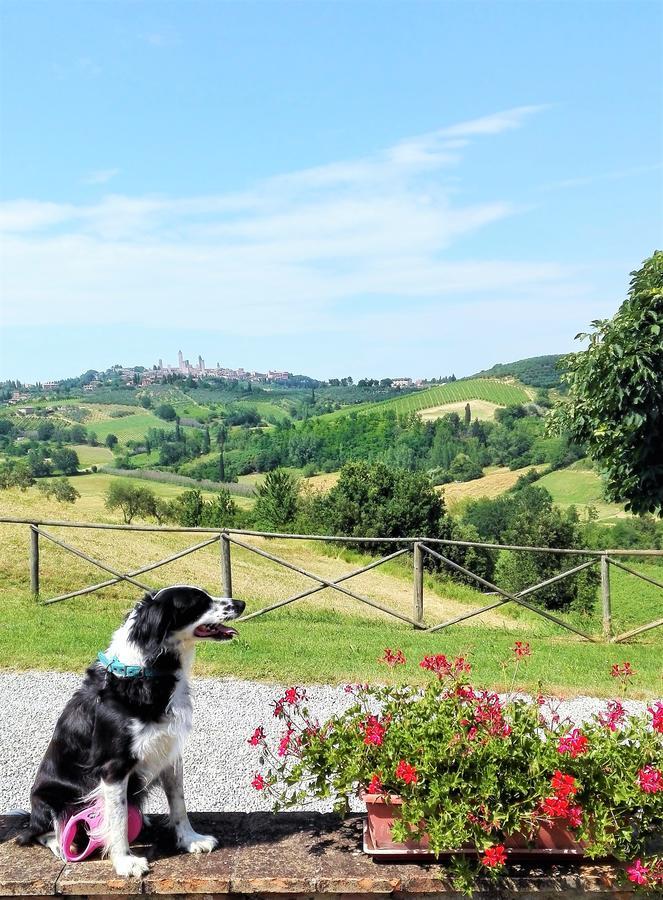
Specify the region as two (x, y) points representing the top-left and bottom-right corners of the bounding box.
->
(194, 624), (238, 639)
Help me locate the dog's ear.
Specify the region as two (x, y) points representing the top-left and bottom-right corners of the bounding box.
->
(129, 592), (173, 657)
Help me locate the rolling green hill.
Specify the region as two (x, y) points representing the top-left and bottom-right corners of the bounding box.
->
(470, 355), (564, 388)
(321, 378), (531, 420)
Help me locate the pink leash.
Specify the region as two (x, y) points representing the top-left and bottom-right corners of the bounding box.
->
(59, 800), (143, 862)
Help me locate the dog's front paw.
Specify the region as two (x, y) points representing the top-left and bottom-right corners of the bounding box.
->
(112, 854), (150, 878)
(178, 832), (218, 854)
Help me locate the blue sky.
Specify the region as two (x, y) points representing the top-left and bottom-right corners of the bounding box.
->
(1, 0), (661, 383)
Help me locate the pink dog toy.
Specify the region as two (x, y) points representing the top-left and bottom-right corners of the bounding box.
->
(60, 800), (143, 862)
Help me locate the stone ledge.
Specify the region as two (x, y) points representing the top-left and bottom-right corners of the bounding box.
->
(0, 813), (634, 898)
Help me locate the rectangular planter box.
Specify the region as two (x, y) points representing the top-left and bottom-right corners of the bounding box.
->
(361, 791), (585, 860)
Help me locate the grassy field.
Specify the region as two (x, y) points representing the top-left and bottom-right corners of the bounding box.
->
(87, 412), (161, 442)
(439, 465), (546, 507)
(71, 444), (114, 467)
(0, 478), (661, 697)
(321, 378), (531, 421)
(538, 463), (629, 522)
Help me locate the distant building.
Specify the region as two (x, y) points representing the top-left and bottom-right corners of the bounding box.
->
(42, 381), (60, 391)
(392, 377), (413, 388)
(267, 370), (291, 382)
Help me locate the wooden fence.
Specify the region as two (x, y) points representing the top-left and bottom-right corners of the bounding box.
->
(1, 516), (662, 643)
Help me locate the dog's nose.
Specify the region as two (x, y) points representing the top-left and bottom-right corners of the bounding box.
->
(234, 599), (246, 615)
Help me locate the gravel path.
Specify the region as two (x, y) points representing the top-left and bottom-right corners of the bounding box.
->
(0, 671), (648, 815)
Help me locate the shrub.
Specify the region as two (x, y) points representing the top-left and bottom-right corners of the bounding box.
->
(104, 481), (158, 524)
(37, 478), (80, 504)
(155, 403), (177, 422)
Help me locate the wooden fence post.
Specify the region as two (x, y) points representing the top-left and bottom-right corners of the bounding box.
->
(29, 525), (40, 597)
(220, 532), (233, 598)
(601, 554), (611, 641)
(413, 542), (424, 625)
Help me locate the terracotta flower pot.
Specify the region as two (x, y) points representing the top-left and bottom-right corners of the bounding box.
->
(361, 791), (584, 857)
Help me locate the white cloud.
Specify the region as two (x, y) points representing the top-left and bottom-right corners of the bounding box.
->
(1, 105), (586, 338)
(82, 168), (121, 186)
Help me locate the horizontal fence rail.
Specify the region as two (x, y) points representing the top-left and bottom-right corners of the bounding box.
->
(1, 516), (661, 643)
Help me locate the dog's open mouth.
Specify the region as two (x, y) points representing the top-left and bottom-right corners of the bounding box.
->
(193, 623), (238, 641)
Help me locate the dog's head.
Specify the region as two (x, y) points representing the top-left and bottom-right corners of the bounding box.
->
(129, 585), (245, 657)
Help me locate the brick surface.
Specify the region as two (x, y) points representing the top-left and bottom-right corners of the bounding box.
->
(0, 813), (634, 898)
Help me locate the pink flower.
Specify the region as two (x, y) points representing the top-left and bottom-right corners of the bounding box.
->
(512, 641), (531, 658)
(648, 701), (663, 734)
(251, 774), (266, 791)
(278, 728), (294, 757)
(395, 759), (418, 784)
(637, 765), (663, 794)
(380, 648), (406, 666)
(598, 700), (625, 732)
(247, 726), (265, 746)
(482, 844), (507, 867)
(557, 728), (589, 758)
(626, 859), (650, 885)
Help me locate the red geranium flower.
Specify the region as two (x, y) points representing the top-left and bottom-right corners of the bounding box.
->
(626, 859), (650, 886)
(557, 728), (589, 758)
(361, 716), (387, 746)
(611, 661), (635, 679)
(420, 654), (471, 678)
(512, 641), (531, 658)
(648, 701), (663, 734)
(367, 773), (384, 794)
(247, 726), (265, 746)
(380, 648), (406, 666)
(284, 686), (306, 705)
(395, 759), (418, 784)
(251, 773), (266, 791)
(637, 765), (663, 794)
(482, 844), (507, 867)
(551, 770), (577, 799)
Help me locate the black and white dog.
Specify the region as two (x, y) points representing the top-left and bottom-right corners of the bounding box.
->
(17, 585), (245, 877)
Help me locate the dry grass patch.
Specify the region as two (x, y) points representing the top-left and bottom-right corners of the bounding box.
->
(419, 400), (502, 422)
(440, 465), (546, 508)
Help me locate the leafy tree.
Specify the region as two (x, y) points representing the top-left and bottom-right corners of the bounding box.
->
(253, 469), (300, 530)
(37, 420), (55, 441)
(172, 489), (206, 526)
(27, 447), (52, 477)
(552, 252), (663, 515)
(105, 481), (157, 524)
(449, 452), (483, 482)
(155, 403), (177, 421)
(0, 460), (35, 490)
(201, 489), (238, 527)
(140, 394), (153, 409)
(315, 462), (447, 553)
(105, 433), (119, 450)
(70, 424), (87, 442)
(87, 431), (99, 446)
(51, 447), (79, 474)
(37, 478), (80, 504)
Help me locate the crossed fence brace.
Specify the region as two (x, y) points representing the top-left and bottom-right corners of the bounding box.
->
(7, 518), (662, 644)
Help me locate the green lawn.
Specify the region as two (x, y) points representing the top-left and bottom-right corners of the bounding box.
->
(71, 444), (114, 467)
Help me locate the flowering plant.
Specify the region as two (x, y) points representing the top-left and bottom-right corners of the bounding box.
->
(249, 647), (663, 892)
